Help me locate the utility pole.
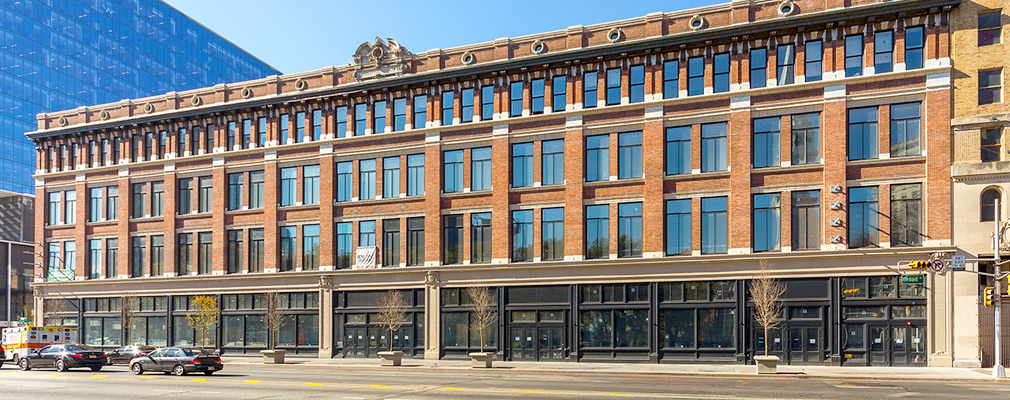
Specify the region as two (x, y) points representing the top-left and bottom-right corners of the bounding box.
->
(995, 199), (1005, 379)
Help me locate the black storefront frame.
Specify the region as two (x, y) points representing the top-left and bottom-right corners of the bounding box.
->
(333, 289), (425, 359)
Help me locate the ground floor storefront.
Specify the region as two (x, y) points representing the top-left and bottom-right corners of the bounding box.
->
(33, 249), (966, 367)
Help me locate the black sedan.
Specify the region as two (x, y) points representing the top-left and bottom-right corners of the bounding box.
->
(18, 344), (106, 372)
(130, 347), (222, 376)
(105, 345), (156, 365)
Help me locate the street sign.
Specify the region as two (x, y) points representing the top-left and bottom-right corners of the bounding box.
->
(901, 274), (924, 284)
(929, 259), (945, 272)
(951, 255), (966, 271)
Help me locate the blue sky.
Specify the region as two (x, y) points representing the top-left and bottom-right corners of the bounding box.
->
(165, 0), (723, 74)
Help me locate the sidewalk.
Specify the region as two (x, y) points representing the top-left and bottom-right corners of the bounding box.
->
(220, 356), (1003, 382)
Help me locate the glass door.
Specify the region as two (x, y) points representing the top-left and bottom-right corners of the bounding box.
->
(890, 324), (926, 366)
(511, 327), (535, 361)
(537, 326), (565, 361)
(788, 327), (823, 364)
(345, 326), (366, 357)
(867, 324), (888, 366)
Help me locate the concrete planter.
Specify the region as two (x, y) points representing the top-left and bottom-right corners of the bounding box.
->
(260, 349), (286, 364)
(468, 352), (495, 368)
(754, 355), (780, 374)
(378, 351), (403, 366)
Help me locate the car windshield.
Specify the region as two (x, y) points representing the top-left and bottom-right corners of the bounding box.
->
(180, 348), (197, 357)
(65, 345), (92, 352)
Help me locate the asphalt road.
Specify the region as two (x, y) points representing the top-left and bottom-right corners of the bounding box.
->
(0, 362), (1008, 399)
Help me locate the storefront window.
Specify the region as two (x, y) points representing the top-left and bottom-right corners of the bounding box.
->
(843, 306), (887, 319)
(246, 315), (267, 347)
(697, 308), (734, 348)
(661, 310), (694, 348)
(223, 315), (243, 346)
(869, 276), (896, 298)
(441, 312), (468, 347)
(891, 305), (926, 319)
(579, 310), (612, 348)
(685, 282), (709, 301)
(615, 310), (648, 347)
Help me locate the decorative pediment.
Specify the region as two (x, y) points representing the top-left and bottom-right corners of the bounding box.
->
(350, 37), (413, 81)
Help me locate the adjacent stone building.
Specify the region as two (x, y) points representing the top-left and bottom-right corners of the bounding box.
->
(28, 0), (960, 366)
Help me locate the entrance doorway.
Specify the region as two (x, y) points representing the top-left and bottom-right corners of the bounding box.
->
(511, 326), (565, 361)
(843, 322), (926, 366)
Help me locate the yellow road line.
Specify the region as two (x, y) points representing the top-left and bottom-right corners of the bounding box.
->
(244, 380), (260, 384)
(191, 378), (206, 382)
(45, 372), (62, 377)
(444, 387), (465, 391)
(371, 384), (390, 389)
(306, 383), (323, 386)
(88, 375), (108, 379)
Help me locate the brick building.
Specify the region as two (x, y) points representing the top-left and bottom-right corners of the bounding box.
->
(27, 0), (960, 366)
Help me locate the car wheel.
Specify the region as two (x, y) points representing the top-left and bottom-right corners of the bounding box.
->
(19, 358), (31, 371)
(203, 371), (214, 376)
(90, 366), (102, 372)
(131, 363), (143, 375)
(55, 359), (68, 372)
(12, 354), (19, 365)
(173, 365), (187, 376)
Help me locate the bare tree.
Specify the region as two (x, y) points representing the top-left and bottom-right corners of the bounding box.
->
(186, 295), (219, 352)
(43, 297), (67, 326)
(376, 290), (407, 352)
(121, 295), (139, 344)
(465, 286), (498, 353)
(263, 292), (286, 350)
(750, 261), (786, 357)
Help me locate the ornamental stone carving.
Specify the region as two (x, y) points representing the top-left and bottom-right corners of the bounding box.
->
(350, 37), (413, 81)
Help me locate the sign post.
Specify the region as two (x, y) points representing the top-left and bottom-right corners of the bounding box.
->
(994, 199), (1004, 379)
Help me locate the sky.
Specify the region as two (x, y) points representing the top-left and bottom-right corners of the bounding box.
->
(165, 0), (724, 75)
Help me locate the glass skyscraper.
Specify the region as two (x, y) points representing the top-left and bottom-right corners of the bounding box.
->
(0, 0), (279, 194)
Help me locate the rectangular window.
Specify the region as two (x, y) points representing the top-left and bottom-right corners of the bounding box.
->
(130, 237), (144, 277)
(586, 134), (610, 182)
(227, 230), (242, 274)
(701, 122), (728, 172)
(792, 113), (820, 165)
(257, 117), (267, 147)
(980, 69), (1002, 105)
(303, 165), (320, 204)
(295, 111), (306, 142)
(336, 106), (348, 137)
(750, 48), (767, 88)
(359, 221), (376, 247)
(352, 103), (366, 135)
(144, 132), (153, 159)
(132, 183), (146, 218)
(664, 60), (679, 99)
(107, 186), (118, 221)
(443, 215), (463, 264)
(586, 205), (609, 259)
(227, 173), (243, 211)
(359, 159), (376, 200)
(512, 142), (534, 188)
(753, 193), (781, 252)
(177, 233), (192, 276)
(279, 226), (296, 272)
(242, 119), (252, 149)
(791, 191), (820, 251)
(280, 114), (290, 142)
(442, 91), (454, 125)
(471, 147), (492, 191)
(105, 238), (118, 278)
(542, 139), (564, 185)
(407, 217), (425, 266)
(407, 154), (424, 196)
(373, 101), (386, 134)
(618, 202), (643, 258)
(382, 219), (400, 267)
(460, 88), (474, 123)
(481, 85), (494, 120)
(848, 107), (879, 160)
(777, 44), (795, 85)
(666, 126), (691, 175)
(584, 71), (598, 107)
(393, 98), (407, 131)
(542, 207), (564, 261)
(383, 157), (400, 198)
(982, 128), (1002, 162)
(849, 186), (879, 248)
(980, 10), (1001, 46)
(227, 121), (237, 149)
(531, 79), (545, 114)
(552, 76), (567, 112)
(890, 102), (921, 157)
(64, 190), (76, 223)
(336, 222), (352, 269)
(629, 65), (645, 103)
(874, 30), (894, 73)
(178, 178), (192, 214)
(336, 162), (353, 202)
(510, 82), (523, 117)
(303, 225), (320, 270)
(249, 171), (264, 209)
(205, 124), (215, 152)
(905, 26), (924, 70)
(414, 95), (427, 129)
(191, 126), (201, 153)
(618, 131), (642, 179)
(714, 53), (730, 93)
(701, 197), (728, 254)
(249, 229), (264, 273)
(753, 117), (781, 168)
(512, 210), (533, 262)
(88, 188), (102, 222)
(47, 192), (60, 225)
(890, 184), (922, 247)
(150, 182), (164, 217)
(198, 177), (212, 213)
(471, 213), (492, 263)
(197, 232), (212, 275)
(88, 239), (101, 280)
(845, 35), (864, 77)
(444, 150), (464, 193)
(605, 68), (621, 105)
(177, 128), (187, 155)
(279, 167), (297, 206)
(665, 199), (691, 256)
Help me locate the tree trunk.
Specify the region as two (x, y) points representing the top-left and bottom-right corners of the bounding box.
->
(479, 327), (484, 353)
(763, 326), (770, 357)
(389, 328), (393, 352)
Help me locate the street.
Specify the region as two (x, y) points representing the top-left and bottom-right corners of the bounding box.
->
(0, 363), (1008, 400)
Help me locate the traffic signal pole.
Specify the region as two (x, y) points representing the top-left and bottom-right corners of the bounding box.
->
(995, 199), (1004, 379)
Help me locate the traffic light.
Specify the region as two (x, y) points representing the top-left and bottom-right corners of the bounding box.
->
(984, 287), (997, 308)
(908, 261), (929, 270)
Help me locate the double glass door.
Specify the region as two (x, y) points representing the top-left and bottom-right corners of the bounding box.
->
(511, 325), (565, 361)
(344, 326), (413, 358)
(845, 322), (926, 366)
(787, 326), (823, 364)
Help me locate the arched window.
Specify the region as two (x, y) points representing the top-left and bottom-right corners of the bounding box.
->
(981, 188), (1002, 222)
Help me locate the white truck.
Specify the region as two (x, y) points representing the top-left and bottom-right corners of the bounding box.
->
(2, 326), (75, 364)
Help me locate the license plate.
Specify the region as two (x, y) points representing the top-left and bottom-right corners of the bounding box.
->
(207, 366), (214, 371)
(88, 355), (96, 358)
